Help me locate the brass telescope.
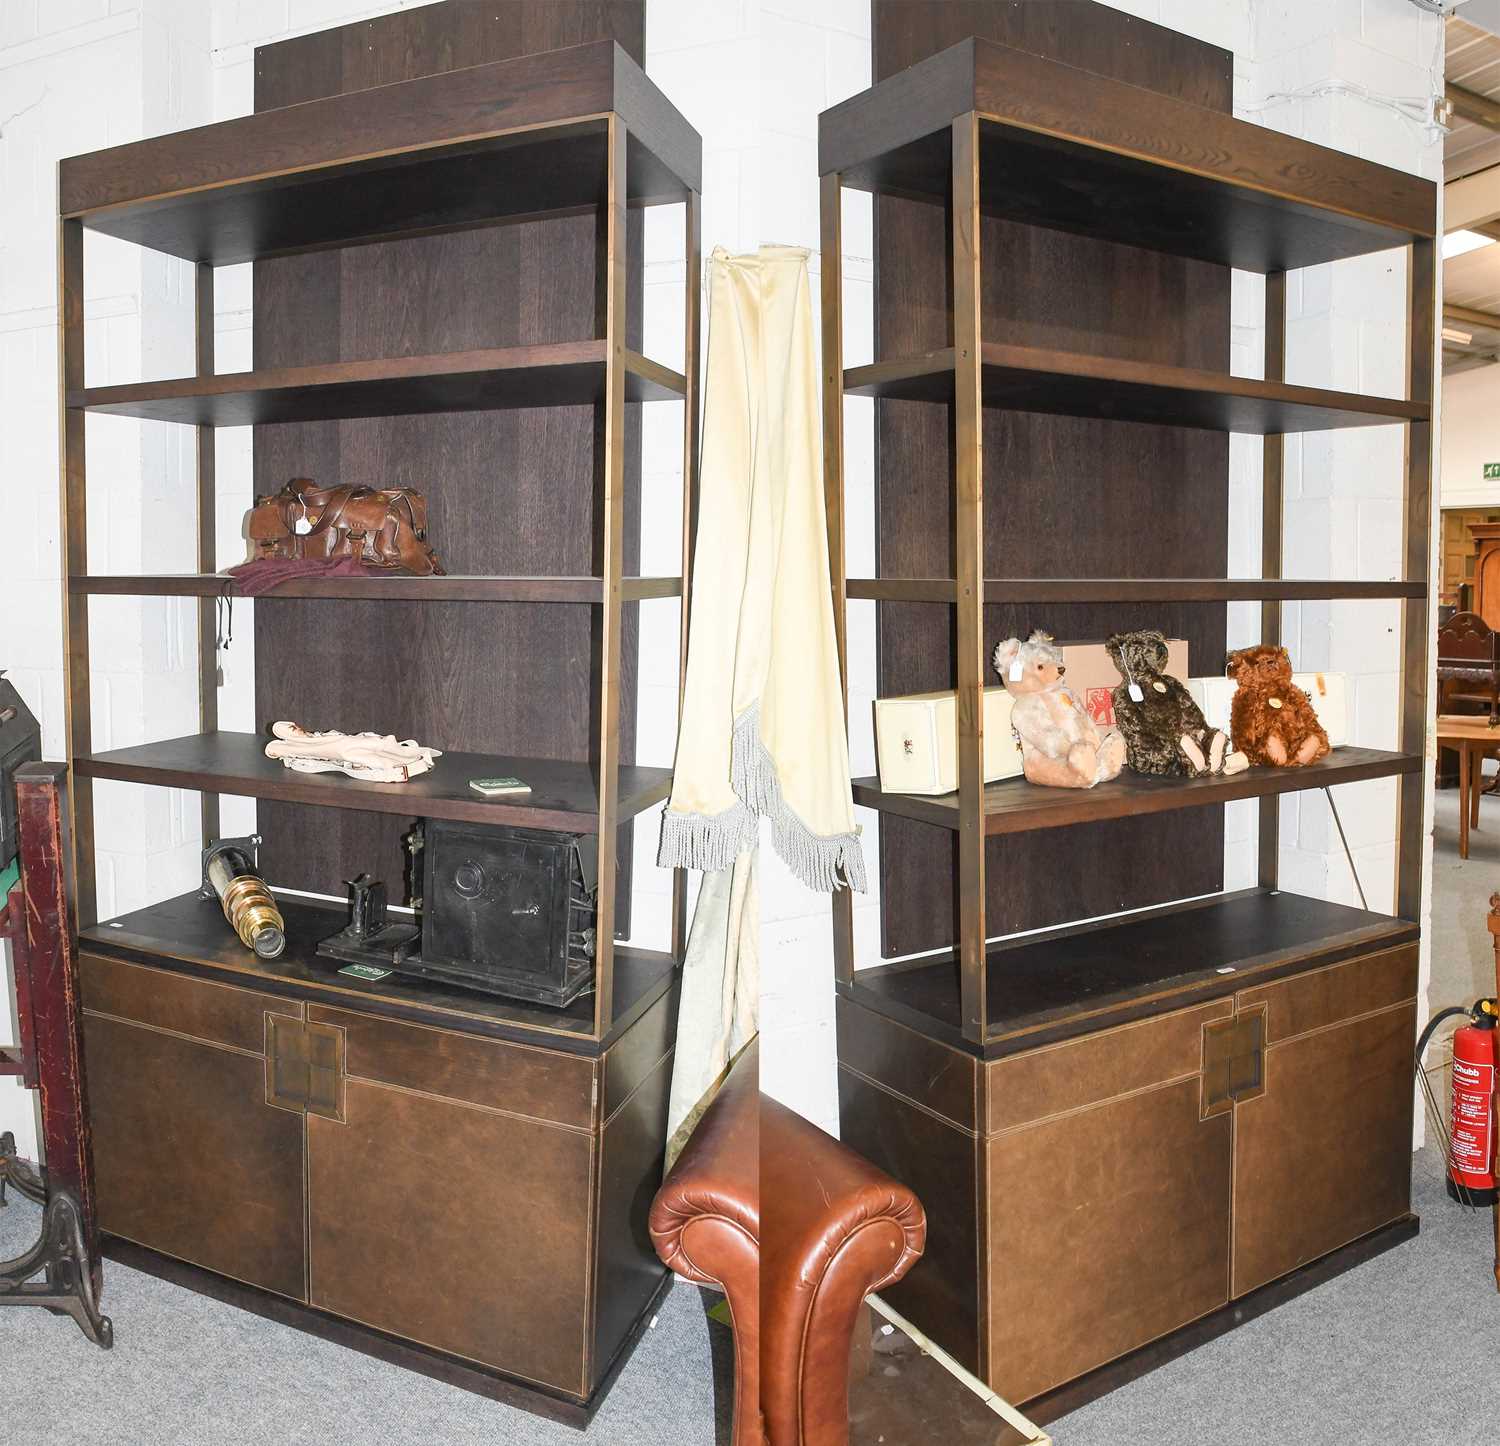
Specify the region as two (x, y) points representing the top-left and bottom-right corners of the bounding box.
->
(201, 837), (286, 959)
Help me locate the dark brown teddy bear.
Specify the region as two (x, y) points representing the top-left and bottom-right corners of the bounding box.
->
(1107, 630), (1247, 778)
(1226, 644), (1330, 768)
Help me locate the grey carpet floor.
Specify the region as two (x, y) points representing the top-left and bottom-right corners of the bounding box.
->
(0, 1193), (728, 1445)
(5, 1157), (1489, 1446)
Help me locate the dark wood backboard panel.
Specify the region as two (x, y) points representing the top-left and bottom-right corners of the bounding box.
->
(252, 1), (645, 931)
(873, 0), (1232, 955)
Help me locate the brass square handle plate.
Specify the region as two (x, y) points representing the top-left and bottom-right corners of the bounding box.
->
(1201, 1005), (1267, 1119)
(265, 1013), (346, 1122)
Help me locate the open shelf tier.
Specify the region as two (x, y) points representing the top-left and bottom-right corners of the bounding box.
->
(75, 344), (684, 426)
(844, 345), (1425, 433)
(81, 890), (675, 1051)
(818, 36), (1434, 272)
(845, 578), (1423, 603)
(76, 731), (671, 830)
(71, 574), (682, 602)
(852, 747), (1418, 835)
(839, 888), (1417, 1056)
(61, 40), (701, 264)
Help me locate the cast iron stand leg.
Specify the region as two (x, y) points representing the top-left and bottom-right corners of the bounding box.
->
(0, 1130), (46, 1207)
(0, 1132), (112, 1347)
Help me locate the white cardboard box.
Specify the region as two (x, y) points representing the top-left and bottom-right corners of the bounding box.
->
(1186, 671), (1348, 748)
(874, 687), (1024, 795)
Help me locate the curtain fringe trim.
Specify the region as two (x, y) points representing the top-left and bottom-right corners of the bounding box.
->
(658, 703), (867, 894)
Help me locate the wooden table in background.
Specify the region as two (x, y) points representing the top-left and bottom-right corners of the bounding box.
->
(1437, 715), (1500, 858)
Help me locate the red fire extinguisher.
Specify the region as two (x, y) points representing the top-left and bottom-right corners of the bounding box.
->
(1420, 999), (1500, 1206)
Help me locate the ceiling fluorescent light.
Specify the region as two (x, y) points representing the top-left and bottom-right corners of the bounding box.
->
(1445, 230), (1498, 259)
(1444, 326), (1476, 344)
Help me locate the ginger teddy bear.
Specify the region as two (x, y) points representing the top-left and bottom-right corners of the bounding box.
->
(1226, 645), (1329, 767)
(994, 631), (1125, 789)
(1106, 629), (1247, 778)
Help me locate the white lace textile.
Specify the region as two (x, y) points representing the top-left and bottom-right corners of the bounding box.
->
(264, 721), (441, 782)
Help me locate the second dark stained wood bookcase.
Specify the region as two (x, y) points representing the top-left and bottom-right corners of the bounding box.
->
(821, 1), (1435, 1419)
(55, 2), (699, 1422)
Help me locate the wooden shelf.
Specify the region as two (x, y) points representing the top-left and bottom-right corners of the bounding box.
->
(61, 41), (701, 264)
(845, 578), (1424, 604)
(75, 345), (684, 426)
(81, 891), (676, 1051)
(76, 732), (672, 831)
(844, 346), (1425, 433)
(851, 747), (1419, 835)
(71, 574), (683, 602)
(841, 888), (1418, 1055)
(819, 36), (1435, 271)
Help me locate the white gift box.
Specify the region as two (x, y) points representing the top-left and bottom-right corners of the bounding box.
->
(873, 687), (1024, 795)
(1186, 671), (1348, 748)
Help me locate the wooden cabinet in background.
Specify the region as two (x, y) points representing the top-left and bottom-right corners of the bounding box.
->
(1471, 523), (1500, 631)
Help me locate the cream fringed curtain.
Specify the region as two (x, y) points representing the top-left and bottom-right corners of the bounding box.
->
(659, 245), (864, 889)
(660, 246), (864, 1153)
(664, 852), (758, 1166)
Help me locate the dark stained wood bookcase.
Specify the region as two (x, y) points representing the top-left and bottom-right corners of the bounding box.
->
(820, 1), (1435, 1418)
(55, 2), (700, 1421)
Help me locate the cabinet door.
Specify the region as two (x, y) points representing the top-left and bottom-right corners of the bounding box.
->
(305, 1007), (596, 1398)
(1232, 947), (1419, 1297)
(80, 954), (308, 1299)
(984, 1001), (1234, 1403)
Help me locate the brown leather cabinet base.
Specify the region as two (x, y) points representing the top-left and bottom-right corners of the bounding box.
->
(79, 896), (678, 1421)
(839, 935), (1420, 1415)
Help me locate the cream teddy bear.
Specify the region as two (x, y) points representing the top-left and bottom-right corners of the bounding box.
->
(993, 631), (1125, 789)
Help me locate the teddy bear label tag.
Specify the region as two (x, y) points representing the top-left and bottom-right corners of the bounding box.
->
(1128, 683), (1144, 702)
(1152, 681), (1167, 694)
(1009, 659), (1024, 682)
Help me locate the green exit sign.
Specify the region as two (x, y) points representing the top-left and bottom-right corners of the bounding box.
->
(1486, 463), (1500, 480)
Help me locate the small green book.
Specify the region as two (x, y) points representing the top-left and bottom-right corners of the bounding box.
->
(469, 776), (531, 797)
(338, 962), (393, 982)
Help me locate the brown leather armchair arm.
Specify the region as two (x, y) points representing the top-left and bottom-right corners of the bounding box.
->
(650, 1040), (762, 1445)
(760, 1095), (926, 1446)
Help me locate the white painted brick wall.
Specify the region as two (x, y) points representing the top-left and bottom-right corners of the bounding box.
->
(0, 0), (218, 1161)
(1440, 364), (1500, 511)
